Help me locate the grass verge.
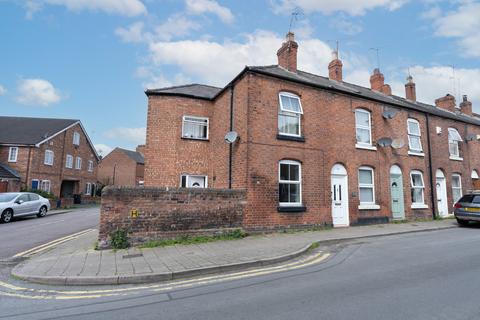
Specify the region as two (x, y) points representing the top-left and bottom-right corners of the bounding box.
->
(139, 229), (247, 248)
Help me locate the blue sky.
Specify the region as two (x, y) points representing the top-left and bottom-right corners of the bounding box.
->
(1, 0), (480, 155)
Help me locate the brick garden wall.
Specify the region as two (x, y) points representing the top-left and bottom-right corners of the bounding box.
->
(99, 187), (247, 247)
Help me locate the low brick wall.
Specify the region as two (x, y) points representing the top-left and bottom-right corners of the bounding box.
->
(99, 187), (246, 247)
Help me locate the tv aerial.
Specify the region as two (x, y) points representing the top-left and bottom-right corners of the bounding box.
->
(288, 7), (304, 33)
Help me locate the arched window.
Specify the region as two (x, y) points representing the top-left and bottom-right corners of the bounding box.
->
(355, 109), (372, 147)
(358, 166), (375, 205)
(279, 160), (302, 206)
(278, 92), (303, 137)
(410, 170), (425, 206)
(407, 118), (422, 153)
(448, 128), (462, 159)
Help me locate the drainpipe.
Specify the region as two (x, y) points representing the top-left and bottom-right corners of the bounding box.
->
(228, 85), (234, 189)
(25, 147), (32, 189)
(426, 113), (437, 220)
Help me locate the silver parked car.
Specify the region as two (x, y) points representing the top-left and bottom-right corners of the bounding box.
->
(454, 193), (480, 226)
(0, 192), (51, 223)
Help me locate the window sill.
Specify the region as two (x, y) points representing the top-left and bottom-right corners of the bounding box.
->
(449, 155), (463, 161)
(408, 151), (425, 157)
(358, 204), (380, 210)
(181, 137), (209, 142)
(277, 205), (306, 213)
(355, 144), (377, 151)
(411, 204), (429, 209)
(277, 134), (305, 142)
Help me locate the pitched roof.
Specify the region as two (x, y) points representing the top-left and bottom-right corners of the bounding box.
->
(145, 84), (222, 100)
(117, 148), (144, 164)
(145, 65), (480, 126)
(0, 116), (79, 145)
(0, 163), (20, 180)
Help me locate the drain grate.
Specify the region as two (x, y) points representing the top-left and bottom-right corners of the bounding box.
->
(122, 253), (143, 259)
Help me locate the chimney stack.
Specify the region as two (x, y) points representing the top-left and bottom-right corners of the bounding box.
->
(405, 75), (416, 101)
(136, 144), (145, 156)
(328, 51), (343, 81)
(435, 94), (456, 112)
(277, 32), (298, 73)
(370, 68), (392, 95)
(460, 95), (472, 116)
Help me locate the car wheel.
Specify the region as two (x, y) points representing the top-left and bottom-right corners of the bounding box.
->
(1, 209), (13, 223)
(456, 218), (469, 226)
(37, 206), (47, 218)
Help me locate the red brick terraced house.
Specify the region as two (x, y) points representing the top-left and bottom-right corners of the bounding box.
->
(0, 116), (100, 202)
(97, 147), (145, 187)
(143, 32), (480, 230)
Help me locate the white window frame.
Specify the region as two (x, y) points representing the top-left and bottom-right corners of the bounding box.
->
(181, 116), (209, 140)
(452, 174), (463, 205)
(358, 166), (376, 206)
(410, 170), (427, 208)
(85, 182), (92, 196)
(88, 160), (94, 172)
(40, 180), (51, 193)
(407, 118), (423, 154)
(75, 157), (82, 170)
(180, 174), (208, 188)
(73, 131), (80, 145)
(355, 109), (375, 149)
(66, 154), (73, 168)
(44, 150), (54, 166)
(448, 128), (463, 160)
(278, 92), (303, 137)
(278, 160), (302, 207)
(8, 147), (18, 163)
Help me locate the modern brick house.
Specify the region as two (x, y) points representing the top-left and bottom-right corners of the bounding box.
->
(0, 117), (100, 200)
(97, 147), (145, 187)
(143, 32), (480, 230)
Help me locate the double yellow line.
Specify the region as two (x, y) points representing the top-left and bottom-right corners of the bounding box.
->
(12, 229), (96, 258)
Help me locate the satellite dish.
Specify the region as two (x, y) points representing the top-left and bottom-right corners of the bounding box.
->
(391, 138), (405, 149)
(382, 106), (399, 119)
(466, 133), (477, 142)
(377, 137), (393, 147)
(224, 131), (239, 144)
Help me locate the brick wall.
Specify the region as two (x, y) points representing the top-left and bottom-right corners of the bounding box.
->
(98, 148), (138, 186)
(98, 187), (246, 247)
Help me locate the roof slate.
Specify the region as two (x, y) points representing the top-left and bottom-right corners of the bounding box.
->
(145, 84), (221, 100)
(117, 148), (145, 164)
(0, 163), (20, 179)
(0, 116), (79, 145)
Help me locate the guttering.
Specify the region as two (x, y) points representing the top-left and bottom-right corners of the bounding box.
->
(426, 113), (437, 220)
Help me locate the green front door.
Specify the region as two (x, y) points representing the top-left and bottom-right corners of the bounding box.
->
(390, 174), (405, 220)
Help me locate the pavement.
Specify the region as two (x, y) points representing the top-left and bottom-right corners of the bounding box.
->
(11, 219), (457, 286)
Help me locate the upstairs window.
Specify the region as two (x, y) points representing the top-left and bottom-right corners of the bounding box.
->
(182, 116), (209, 140)
(407, 119), (423, 153)
(66, 154), (73, 168)
(88, 160), (94, 172)
(73, 131), (80, 145)
(180, 174), (208, 188)
(278, 92), (303, 137)
(410, 171), (425, 206)
(279, 160), (302, 206)
(355, 109), (372, 147)
(448, 128), (462, 159)
(75, 157), (82, 170)
(8, 147), (18, 162)
(44, 150), (54, 166)
(452, 174), (462, 204)
(358, 167), (375, 205)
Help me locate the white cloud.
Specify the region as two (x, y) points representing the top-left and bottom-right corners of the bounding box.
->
(104, 127), (146, 144)
(0, 85), (6, 96)
(16, 78), (62, 106)
(329, 14), (363, 35)
(185, 0), (234, 23)
(272, 0), (409, 16)
(427, 2), (480, 57)
(115, 22), (146, 43)
(95, 144), (114, 157)
(25, 0), (146, 18)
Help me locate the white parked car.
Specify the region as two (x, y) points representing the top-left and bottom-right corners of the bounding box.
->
(0, 192), (51, 223)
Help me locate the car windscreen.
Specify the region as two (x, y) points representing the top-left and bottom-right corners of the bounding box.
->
(0, 194), (18, 202)
(459, 194), (480, 204)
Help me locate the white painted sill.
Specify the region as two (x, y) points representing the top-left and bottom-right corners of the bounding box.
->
(355, 144), (377, 151)
(408, 151), (425, 157)
(358, 204), (380, 210)
(449, 155), (463, 161)
(411, 204), (429, 209)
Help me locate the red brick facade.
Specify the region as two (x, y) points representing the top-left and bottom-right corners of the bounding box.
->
(144, 33), (480, 230)
(0, 122), (99, 200)
(97, 148), (145, 187)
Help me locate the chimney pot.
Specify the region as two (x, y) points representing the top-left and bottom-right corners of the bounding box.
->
(277, 32), (298, 72)
(460, 95), (473, 115)
(405, 75), (417, 101)
(328, 53), (343, 81)
(370, 69), (385, 92)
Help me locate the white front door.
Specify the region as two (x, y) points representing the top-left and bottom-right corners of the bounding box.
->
(436, 177), (449, 217)
(331, 174), (349, 227)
